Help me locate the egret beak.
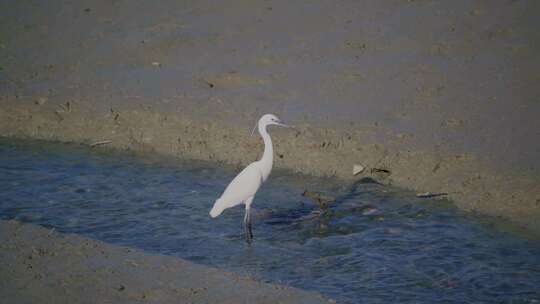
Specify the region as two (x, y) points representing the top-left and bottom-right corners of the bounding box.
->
(250, 122), (258, 136)
(275, 122), (290, 128)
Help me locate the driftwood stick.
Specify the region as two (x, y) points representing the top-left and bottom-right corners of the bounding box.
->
(416, 192), (449, 198)
(90, 140), (113, 148)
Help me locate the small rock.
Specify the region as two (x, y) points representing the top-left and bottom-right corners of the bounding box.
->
(35, 97), (47, 105)
(151, 62), (161, 67)
(353, 164), (365, 175)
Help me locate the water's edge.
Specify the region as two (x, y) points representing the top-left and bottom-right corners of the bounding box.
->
(2, 138), (539, 304)
(0, 219), (331, 304)
(1, 103), (539, 237)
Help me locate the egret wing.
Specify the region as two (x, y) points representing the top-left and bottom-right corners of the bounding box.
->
(219, 162), (263, 208)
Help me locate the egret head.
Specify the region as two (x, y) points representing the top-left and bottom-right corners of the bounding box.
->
(252, 114), (289, 136)
(260, 114), (286, 127)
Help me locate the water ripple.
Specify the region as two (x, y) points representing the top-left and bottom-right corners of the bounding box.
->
(1, 138), (539, 304)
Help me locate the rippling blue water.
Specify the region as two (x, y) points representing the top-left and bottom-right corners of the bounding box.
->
(1, 138), (539, 303)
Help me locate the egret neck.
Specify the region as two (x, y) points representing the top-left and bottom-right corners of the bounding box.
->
(258, 122), (273, 182)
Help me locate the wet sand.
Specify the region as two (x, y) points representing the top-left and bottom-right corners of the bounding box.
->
(1, 0), (538, 234)
(0, 0), (539, 301)
(0, 219), (331, 304)
(1, 101), (539, 236)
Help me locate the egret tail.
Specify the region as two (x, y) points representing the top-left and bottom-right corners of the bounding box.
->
(209, 199), (225, 218)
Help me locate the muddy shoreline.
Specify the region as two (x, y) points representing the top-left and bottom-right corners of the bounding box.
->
(1, 100), (539, 236)
(0, 219), (331, 304)
(1, 1), (539, 229)
(2, 1), (540, 302)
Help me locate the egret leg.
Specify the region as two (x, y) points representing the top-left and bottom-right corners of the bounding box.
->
(244, 197), (254, 244)
(247, 209), (253, 239)
(243, 208), (253, 244)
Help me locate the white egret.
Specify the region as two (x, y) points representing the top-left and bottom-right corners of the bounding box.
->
(209, 114), (289, 243)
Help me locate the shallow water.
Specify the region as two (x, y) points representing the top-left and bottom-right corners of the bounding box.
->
(1, 138), (539, 304)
